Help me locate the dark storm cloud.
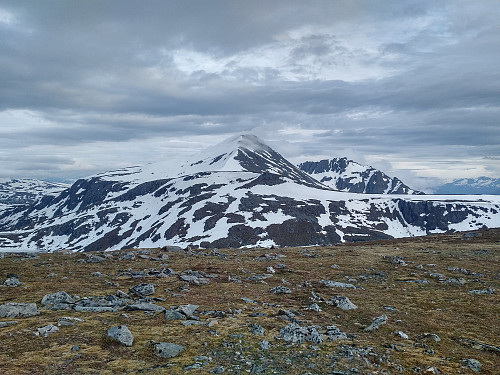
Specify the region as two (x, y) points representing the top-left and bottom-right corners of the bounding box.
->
(0, 0), (499, 183)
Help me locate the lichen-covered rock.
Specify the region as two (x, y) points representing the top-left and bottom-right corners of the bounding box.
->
(154, 342), (185, 358)
(124, 302), (165, 312)
(319, 280), (357, 289)
(3, 277), (22, 287)
(0, 303), (39, 318)
(107, 325), (134, 346)
(249, 323), (265, 335)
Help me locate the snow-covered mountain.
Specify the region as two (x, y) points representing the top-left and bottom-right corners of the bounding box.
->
(434, 177), (500, 195)
(0, 178), (69, 210)
(298, 158), (423, 195)
(0, 135), (499, 252)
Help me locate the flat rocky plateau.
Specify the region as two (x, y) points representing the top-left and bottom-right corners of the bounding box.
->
(1, 229), (499, 374)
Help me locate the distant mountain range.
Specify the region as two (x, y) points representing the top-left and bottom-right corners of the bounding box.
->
(0, 179), (68, 209)
(434, 177), (500, 195)
(0, 135), (499, 252)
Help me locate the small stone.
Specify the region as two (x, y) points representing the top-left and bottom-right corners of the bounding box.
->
(364, 315), (387, 332)
(71, 345), (80, 351)
(36, 324), (59, 337)
(107, 325), (134, 347)
(249, 323), (265, 335)
(395, 331), (409, 339)
(307, 303), (322, 312)
(461, 358), (481, 372)
(0, 303), (40, 318)
(154, 342), (185, 358)
(259, 340), (271, 350)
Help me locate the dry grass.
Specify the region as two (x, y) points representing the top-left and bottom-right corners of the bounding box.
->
(0, 228), (499, 374)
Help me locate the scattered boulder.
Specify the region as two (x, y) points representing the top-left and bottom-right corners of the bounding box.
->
(179, 274), (210, 285)
(307, 303), (322, 312)
(41, 291), (75, 310)
(395, 331), (409, 339)
(164, 310), (186, 320)
(3, 276), (22, 287)
(153, 342), (185, 358)
(364, 315), (387, 332)
(107, 325), (134, 347)
(0, 303), (39, 318)
(419, 333), (441, 342)
(279, 322), (323, 344)
(468, 288), (494, 295)
(249, 323), (265, 335)
(325, 325), (347, 341)
(58, 317), (84, 326)
(319, 280), (357, 289)
(0, 321), (18, 328)
(36, 324), (59, 337)
(269, 286), (291, 294)
(176, 304), (199, 318)
(124, 302), (165, 312)
(86, 254), (106, 263)
(461, 358), (481, 373)
(129, 283), (155, 297)
(325, 296), (357, 310)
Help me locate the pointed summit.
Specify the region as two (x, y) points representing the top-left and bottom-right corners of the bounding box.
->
(179, 134), (326, 188)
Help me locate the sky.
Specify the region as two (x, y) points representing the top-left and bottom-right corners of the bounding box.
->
(1, 0), (499, 191)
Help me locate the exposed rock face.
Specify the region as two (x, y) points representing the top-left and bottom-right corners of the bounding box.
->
(1, 135), (498, 251)
(0, 303), (40, 318)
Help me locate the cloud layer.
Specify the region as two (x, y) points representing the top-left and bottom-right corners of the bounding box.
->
(1, 0), (499, 190)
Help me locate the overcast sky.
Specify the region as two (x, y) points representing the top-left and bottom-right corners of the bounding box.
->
(1, 0), (499, 191)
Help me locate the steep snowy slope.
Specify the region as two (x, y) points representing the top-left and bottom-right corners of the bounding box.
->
(0, 135), (498, 252)
(298, 158), (423, 194)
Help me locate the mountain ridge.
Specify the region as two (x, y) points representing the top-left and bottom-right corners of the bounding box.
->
(1, 135), (499, 252)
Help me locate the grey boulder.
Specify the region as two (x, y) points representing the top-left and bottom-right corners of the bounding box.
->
(107, 325), (134, 346)
(129, 283), (155, 297)
(41, 291), (75, 310)
(154, 342), (185, 358)
(364, 315), (387, 332)
(0, 303), (40, 318)
(326, 296), (357, 310)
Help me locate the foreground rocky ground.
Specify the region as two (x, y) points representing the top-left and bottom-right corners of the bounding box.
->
(1, 229), (499, 374)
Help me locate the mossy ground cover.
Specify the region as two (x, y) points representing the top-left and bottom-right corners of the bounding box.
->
(0, 229), (499, 374)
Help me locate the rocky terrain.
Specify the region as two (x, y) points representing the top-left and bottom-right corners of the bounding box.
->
(1, 135), (499, 252)
(298, 158), (422, 195)
(1, 229), (499, 374)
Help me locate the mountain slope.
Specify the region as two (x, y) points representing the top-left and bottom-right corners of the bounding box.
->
(435, 177), (500, 195)
(0, 179), (69, 210)
(0, 135), (499, 252)
(298, 158), (423, 195)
